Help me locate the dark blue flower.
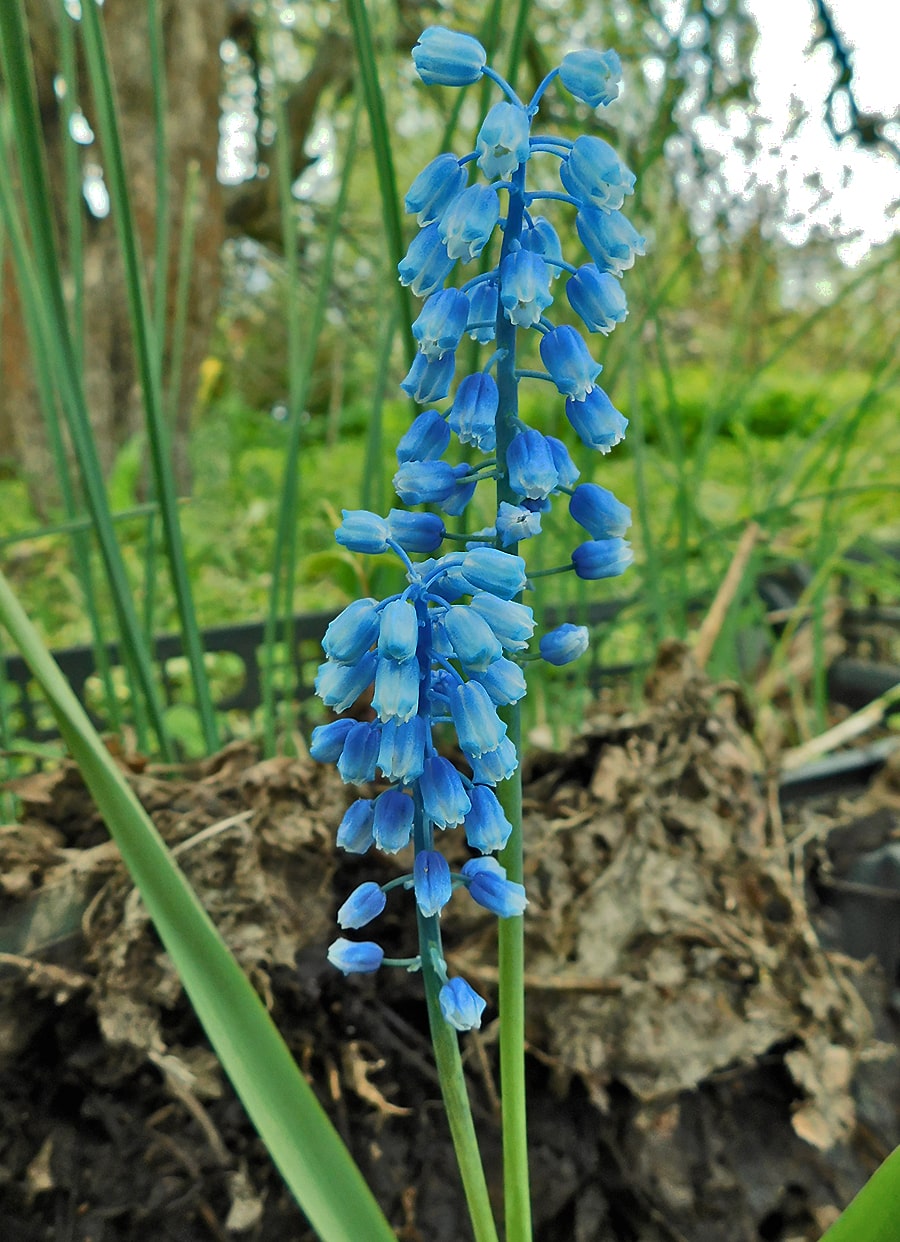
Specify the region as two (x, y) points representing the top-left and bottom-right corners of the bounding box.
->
(372, 656), (421, 723)
(413, 850), (453, 916)
(568, 483), (631, 538)
(439, 185), (500, 262)
(413, 288), (471, 360)
(540, 325), (602, 400)
(539, 623), (590, 666)
(309, 717), (357, 764)
(401, 350), (456, 404)
(336, 798), (375, 853)
(566, 264), (628, 335)
(387, 509), (445, 554)
(476, 101), (531, 180)
(499, 250), (553, 328)
(449, 679), (507, 757)
(396, 410), (451, 464)
(405, 153), (467, 225)
(561, 135), (636, 212)
(460, 548), (527, 599)
(565, 388), (628, 453)
(462, 857), (527, 917)
(558, 48), (622, 108)
(412, 27), (487, 86)
(463, 785), (514, 853)
(447, 372), (499, 451)
(315, 651), (377, 712)
(439, 976), (486, 1030)
(571, 537), (634, 580)
(373, 789), (415, 852)
(337, 720), (381, 784)
(421, 755), (471, 829)
(322, 598), (380, 663)
(576, 207), (645, 275)
(443, 607), (503, 672)
(377, 717), (427, 785)
(328, 937), (384, 974)
(337, 881), (387, 929)
(466, 281), (498, 343)
(377, 599), (419, 662)
(496, 501), (542, 545)
(335, 510), (390, 555)
(398, 222), (455, 298)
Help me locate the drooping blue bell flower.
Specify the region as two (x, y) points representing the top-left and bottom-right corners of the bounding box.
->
(439, 976), (486, 1030)
(322, 598), (380, 663)
(420, 755), (471, 829)
(463, 785), (514, 853)
(558, 48), (622, 108)
(560, 135), (636, 212)
(372, 656), (421, 723)
(460, 547), (528, 599)
(372, 789), (415, 852)
(309, 717), (357, 764)
(499, 250), (553, 328)
(471, 656), (527, 706)
(412, 288), (471, 360)
(378, 598), (419, 662)
(335, 511), (390, 555)
(387, 509), (446, 554)
(468, 592), (535, 651)
(328, 938), (385, 974)
(507, 428), (562, 501)
(476, 100), (531, 180)
(462, 857), (527, 917)
(443, 605), (504, 672)
(405, 153), (467, 225)
(520, 216), (564, 278)
(469, 736), (518, 785)
(336, 798), (376, 853)
(398, 221), (455, 298)
(337, 881), (387, 929)
(449, 679), (507, 757)
(396, 410), (451, 464)
(546, 436), (580, 489)
(439, 185), (500, 261)
(571, 537), (634, 580)
(337, 720), (381, 784)
(394, 461), (467, 507)
(413, 849), (453, 916)
(568, 483), (632, 539)
(412, 26), (487, 86)
(465, 281), (499, 343)
(539, 623), (590, 666)
(496, 501), (542, 546)
(447, 372), (499, 450)
(540, 325), (602, 400)
(315, 651), (377, 712)
(377, 717), (427, 785)
(401, 350), (456, 404)
(576, 206), (646, 275)
(565, 388), (628, 453)
(567, 263), (628, 335)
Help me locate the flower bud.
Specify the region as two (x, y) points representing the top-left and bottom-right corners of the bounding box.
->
(439, 976), (486, 1030)
(337, 882), (387, 929)
(412, 27), (487, 86)
(335, 510), (390, 554)
(539, 623), (590, 666)
(328, 937), (384, 974)
(571, 538), (634, 580)
(395, 410), (451, 464)
(569, 483), (632, 538)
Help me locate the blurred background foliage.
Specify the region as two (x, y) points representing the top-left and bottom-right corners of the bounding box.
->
(0, 0), (897, 759)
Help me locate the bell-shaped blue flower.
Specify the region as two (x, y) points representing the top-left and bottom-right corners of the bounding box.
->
(540, 326), (602, 400)
(462, 857), (527, 917)
(469, 736), (518, 785)
(496, 501), (542, 546)
(507, 429), (560, 501)
(315, 651), (377, 712)
(396, 410), (451, 464)
(576, 206), (646, 275)
(470, 656), (527, 706)
(405, 153), (467, 226)
(499, 250), (553, 328)
(476, 101), (531, 180)
(309, 717), (357, 764)
(337, 882), (387, 929)
(328, 937), (384, 974)
(447, 372), (498, 451)
(565, 388), (628, 453)
(336, 798), (375, 853)
(372, 656), (420, 723)
(322, 598), (380, 663)
(421, 755), (471, 829)
(335, 510), (390, 555)
(412, 26), (487, 86)
(439, 185), (499, 262)
(466, 281), (498, 343)
(463, 785), (514, 853)
(394, 460), (469, 507)
(558, 48), (622, 108)
(377, 717), (427, 785)
(413, 850), (453, 917)
(337, 720), (381, 784)
(567, 264), (628, 335)
(571, 537), (634, 580)
(468, 593), (535, 651)
(373, 789), (414, 852)
(460, 548), (527, 599)
(387, 509), (445, 554)
(439, 977), (486, 1031)
(546, 436), (580, 489)
(424, 552), (471, 603)
(449, 679), (507, 757)
(398, 221), (456, 298)
(540, 623), (590, 666)
(378, 599), (419, 662)
(520, 216), (564, 278)
(560, 135), (636, 212)
(401, 350), (456, 404)
(569, 483), (632, 538)
(412, 288), (470, 360)
(443, 606), (503, 672)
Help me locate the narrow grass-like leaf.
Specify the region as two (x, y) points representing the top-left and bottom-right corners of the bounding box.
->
(819, 1147), (900, 1242)
(0, 569), (397, 1242)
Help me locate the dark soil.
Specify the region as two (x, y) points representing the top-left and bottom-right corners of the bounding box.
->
(1, 643), (899, 1242)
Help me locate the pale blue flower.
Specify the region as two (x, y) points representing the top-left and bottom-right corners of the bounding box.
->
(463, 785), (514, 853)
(447, 372), (498, 451)
(322, 598), (380, 663)
(420, 755), (471, 829)
(540, 325), (602, 400)
(561, 135), (636, 212)
(568, 483), (632, 538)
(309, 718), (357, 764)
(337, 882), (387, 929)
(439, 977), (486, 1030)
(476, 101), (531, 180)
(372, 789), (415, 852)
(566, 264), (628, 335)
(405, 153), (467, 225)
(413, 288), (471, 359)
(393, 460), (474, 509)
(335, 511), (390, 555)
(539, 623), (590, 666)
(565, 389), (628, 452)
(377, 717), (427, 785)
(465, 281), (498, 342)
(508, 429), (561, 501)
(396, 410), (451, 464)
(470, 657), (527, 706)
(576, 207), (646, 275)
(469, 736), (518, 785)
(449, 679), (507, 758)
(520, 216), (564, 277)
(413, 27), (487, 86)
(462, 857), (527, 917)
(372, 656), (421, 723)
(378, 599), (419, 662)
(315, 651), (377, 712)
(401, 350), (456, 404)
(443, 606), (503, 672)
(571, 537), (634, 579)
(499, 250), (553, 327)
(387, 510), (445, 554)
(468, 593), (535, 651)
(413, 850), (453, 916)
(328, 937), (384, 974)
(398, 221), (455, 297)
(336, 721), (381, 784)
(460, 548), (527, 599)
(336, 798), (375, 853)
(558, 48), (622, 108)
(439, 185), (500, 261)
(496, 501), (542, 545)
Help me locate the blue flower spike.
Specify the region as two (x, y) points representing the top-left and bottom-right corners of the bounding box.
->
(315, 27), (643, 1039)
